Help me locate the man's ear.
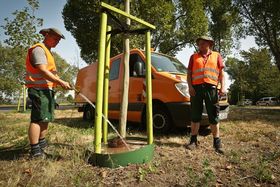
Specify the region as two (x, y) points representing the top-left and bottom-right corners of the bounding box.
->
(44, 33), (50, 39)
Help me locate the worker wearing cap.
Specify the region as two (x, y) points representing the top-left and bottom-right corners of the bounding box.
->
(25, 28), (71, 158)
(186, 36), (226, 154)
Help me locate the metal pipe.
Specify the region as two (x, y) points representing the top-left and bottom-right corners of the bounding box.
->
(94, 11), (108, 153)
(102, 25), (112, 144)
(145, 31), (153, 144)
(23, 85), (27, 112)
(17, 88), (21, 112)
(100, 2), (155, 29)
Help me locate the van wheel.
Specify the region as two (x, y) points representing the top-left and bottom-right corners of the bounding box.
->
(142, 104), (172, 134)
(83, 105), (95, 121)
(151, 105), (171, 134)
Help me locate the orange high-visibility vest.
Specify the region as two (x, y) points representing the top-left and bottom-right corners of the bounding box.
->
(25, 43), (58, 89)
(191, 51), (220, 86)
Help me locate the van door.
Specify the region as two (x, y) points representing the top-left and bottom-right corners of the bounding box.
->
(108, 58), (121, 119)
(127, 53), (145, 122)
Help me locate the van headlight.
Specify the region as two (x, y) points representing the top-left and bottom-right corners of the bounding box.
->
(175, 82), (190, 97)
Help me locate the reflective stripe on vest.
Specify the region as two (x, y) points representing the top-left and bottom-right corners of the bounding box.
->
(192, 74), (218, 81)
(193, 67), (219, 74)
(191, 51), (220, 85)
(25, 43), (57, 88)
(26, 71), (58, 78)
(25, 79), (51, 85)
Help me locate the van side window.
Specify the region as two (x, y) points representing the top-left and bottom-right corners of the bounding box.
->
(129, 53), (145, 77)
(110, 59), (121, 80)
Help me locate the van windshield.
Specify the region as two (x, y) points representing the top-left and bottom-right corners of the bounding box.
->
(151, 53), (187, 74)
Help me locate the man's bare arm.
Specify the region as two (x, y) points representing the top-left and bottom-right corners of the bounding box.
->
(36, 64), (71, 89)
(187, 70), (196, 96)
(219, 69), (226, 94)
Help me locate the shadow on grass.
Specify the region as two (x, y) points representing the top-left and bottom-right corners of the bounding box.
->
(54, 117), (93, 129)
(0, 144), (29, 160)
(0, 142), (81, 161)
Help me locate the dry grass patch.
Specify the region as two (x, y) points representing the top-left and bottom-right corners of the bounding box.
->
(0, 107), (279, 186)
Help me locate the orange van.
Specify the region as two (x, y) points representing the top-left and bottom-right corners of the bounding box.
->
(74, 49), (229, 133)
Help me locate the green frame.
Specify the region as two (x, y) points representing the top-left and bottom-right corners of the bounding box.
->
(94, 2), (155, 153)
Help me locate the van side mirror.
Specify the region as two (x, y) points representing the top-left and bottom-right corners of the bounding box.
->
(134, 61), (145, 77)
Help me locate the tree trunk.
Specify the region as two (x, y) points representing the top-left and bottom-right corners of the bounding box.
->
(119, 0), (130, 138)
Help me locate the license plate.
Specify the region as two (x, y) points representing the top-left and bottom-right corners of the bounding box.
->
(219, 112), (228, 120)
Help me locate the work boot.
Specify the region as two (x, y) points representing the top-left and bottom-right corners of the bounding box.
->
(213, 137), (224, 154)
(185, 135), (199, 150)
(39, 138), (48, 150)
(30, 143), (45, 159)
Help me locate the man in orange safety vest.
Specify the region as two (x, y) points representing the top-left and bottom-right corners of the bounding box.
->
(26, 28), (71, 158)
(186, 36), (226, 154)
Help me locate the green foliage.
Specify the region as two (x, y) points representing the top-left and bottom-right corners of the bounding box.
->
(176, 0), (208, 48)
(0, 0), (78, 102)
(226, 48), (280, 104)
(63, 0), (241, 63)
(1, 0), (43, 49)
(0, 43), (25, 101)
(235, 0), (280, 70)
(0, 0), (43, 102)
(206, 0), (242, 55)
(53, 52), (79, 96)
(63, 0), (178, 63)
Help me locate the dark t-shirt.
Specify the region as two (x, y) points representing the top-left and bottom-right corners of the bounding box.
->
(188, 51), (224, 72)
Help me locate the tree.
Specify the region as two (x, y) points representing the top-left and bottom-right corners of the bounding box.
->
(119, 0), (130, 137)
(225, 57), (248, 104)
(0, 0), (78, 102)
(0, 43), (25, 101)
(1, 0), (43, 49)
(175, 0), (208, 51)
(63, 0), (242, 63)
(63, 0), (204, 63)
(53, 52), (79, 96)
(0, 0), (43, 102)
(133, 0), (178, 55)
(174, 0), (242, 56)
(235, 0), (280, 71)
(226, 48), (280, 104)
(206, 0), (242, 55)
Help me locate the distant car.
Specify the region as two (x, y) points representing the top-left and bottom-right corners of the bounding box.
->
(256, 97), (278, 106)
(243, 99), (253, 105)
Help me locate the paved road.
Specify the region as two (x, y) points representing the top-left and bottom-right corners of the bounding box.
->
(0, 105), (76, 112)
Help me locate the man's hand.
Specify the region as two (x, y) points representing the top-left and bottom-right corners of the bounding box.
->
(58, 80), (71, 90)
(189, 85), (196, 96)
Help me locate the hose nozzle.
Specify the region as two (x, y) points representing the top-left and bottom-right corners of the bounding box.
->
(70, 84), (80, 94)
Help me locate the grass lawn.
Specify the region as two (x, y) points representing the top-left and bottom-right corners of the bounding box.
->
(0, 107), (279, 186)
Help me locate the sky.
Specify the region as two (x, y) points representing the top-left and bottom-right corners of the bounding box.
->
(0, 0), (258, 89)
